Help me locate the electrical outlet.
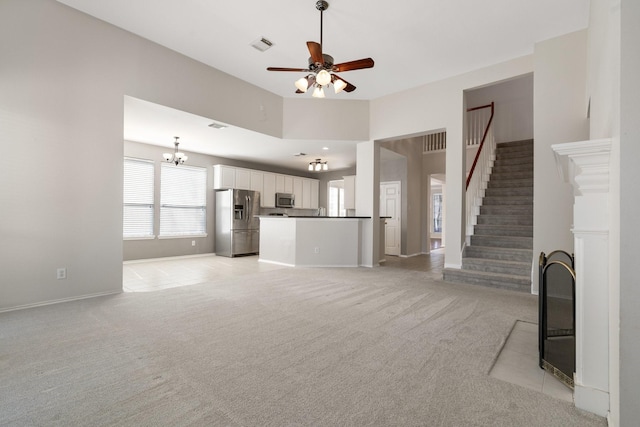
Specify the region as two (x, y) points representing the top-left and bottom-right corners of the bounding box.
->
(56, 268), (67, 280)
(191, 240), (196, 247)
(314, 247), (320, 254)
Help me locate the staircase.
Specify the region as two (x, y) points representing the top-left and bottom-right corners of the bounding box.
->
(444, 139), (533, 292)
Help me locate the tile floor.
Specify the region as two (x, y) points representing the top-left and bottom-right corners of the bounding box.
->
(123, 253), (573, 403)
(490, 320), (573, 402)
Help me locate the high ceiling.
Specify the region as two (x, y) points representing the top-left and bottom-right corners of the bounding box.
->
(58, 0), (589, 171)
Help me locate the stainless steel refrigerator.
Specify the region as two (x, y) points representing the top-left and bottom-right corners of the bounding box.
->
(215, 189), (260, 257)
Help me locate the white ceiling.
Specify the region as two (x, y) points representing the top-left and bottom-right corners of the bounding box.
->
(59, 0), (589, 172)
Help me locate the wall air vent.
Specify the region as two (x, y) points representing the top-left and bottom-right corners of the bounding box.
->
(250, 37), (273, 52)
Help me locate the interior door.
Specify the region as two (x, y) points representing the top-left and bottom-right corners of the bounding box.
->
(380, 181), (401, 256)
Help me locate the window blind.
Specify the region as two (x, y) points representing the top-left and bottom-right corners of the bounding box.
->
(160, 163), (207, 236)
(123, 157), (154, 238)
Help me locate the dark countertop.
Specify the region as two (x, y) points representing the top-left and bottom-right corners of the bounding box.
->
(257, 215), (389, 219)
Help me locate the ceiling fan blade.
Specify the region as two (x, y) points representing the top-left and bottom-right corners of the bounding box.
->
(332, 58), (375, 72)
(267, 67), (310, 72)
(332, 74), (356, 93)
(307, 41), (324, 65)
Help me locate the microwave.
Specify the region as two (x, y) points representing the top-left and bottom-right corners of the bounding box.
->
(275, 192), (295, 208)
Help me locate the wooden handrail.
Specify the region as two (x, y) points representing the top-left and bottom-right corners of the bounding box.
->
(465, 102), (494, 190)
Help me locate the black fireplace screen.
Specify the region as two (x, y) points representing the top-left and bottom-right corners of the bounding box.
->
(538, 250), (576, 388)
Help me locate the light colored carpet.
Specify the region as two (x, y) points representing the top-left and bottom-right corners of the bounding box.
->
(0, 257), (605, 426)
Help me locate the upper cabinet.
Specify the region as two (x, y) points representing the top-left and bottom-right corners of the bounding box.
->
(213, 165), (236, 190)
(214, 165), (318, 210)
(262, 173), (276, 207)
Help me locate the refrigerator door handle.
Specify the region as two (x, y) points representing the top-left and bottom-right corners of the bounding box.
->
(246, 195), (250, 223)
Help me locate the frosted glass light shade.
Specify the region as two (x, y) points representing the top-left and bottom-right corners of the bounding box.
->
(163, 153), (172, 161)
(333, 79), (347, 94)
(322, 162), (328, 171)
(308, 163), (314, 171)
(316, 70), (331, 86)
(312, 86), (325, 98)
(295, 77), (308, 92)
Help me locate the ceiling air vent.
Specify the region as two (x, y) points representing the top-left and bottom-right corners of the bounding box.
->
(208, 122), (227, 129)
(250, 37), (273, 52)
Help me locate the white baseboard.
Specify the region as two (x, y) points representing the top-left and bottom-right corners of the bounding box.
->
(574, 383), (609, 417)
(444, 263), (462, 269)
(0, 290), (122, 313)
(123, 253), (215, 264)
(257, 259), (294, 267)
(399, 253), (422, 258)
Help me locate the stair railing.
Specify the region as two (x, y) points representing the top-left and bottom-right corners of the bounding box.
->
(465, 102), (495, 243)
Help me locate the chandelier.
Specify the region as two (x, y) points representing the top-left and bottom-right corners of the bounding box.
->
(162, 136), (188, 165)
(308, 158), (328, 171)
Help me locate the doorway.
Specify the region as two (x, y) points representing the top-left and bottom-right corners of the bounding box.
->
(380, 181), (401, 256)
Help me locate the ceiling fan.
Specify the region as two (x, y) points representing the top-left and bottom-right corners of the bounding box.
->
(267, 0), (374, 98)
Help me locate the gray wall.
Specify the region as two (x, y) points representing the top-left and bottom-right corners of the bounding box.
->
(380, 137), (424, 256)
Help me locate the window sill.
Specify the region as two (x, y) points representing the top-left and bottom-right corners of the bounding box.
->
(124, 235), (156, 241)
(158, 234), (208, 240)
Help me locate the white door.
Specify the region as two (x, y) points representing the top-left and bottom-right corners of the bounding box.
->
(380, 181), (401, 256)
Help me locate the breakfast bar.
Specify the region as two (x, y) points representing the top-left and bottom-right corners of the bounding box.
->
(258, 216), (374, 267)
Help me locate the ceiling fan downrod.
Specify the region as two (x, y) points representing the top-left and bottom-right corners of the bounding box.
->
(316, 0), (328, 48)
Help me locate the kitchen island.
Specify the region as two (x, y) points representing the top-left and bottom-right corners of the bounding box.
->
(258, 216), (382, 267)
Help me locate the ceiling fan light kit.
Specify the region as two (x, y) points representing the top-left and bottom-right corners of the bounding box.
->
(309, 158), (329, 171)
(267, 0), (374, 97)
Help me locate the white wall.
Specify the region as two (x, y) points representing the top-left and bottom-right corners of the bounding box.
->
(283, 98), (369, 141)
(585, 1), (621, 423)
(532, 30), (589, 294)
(618, 1), (640, 424)
(465, 73), (534, 143)
(0, 0), (295, 310)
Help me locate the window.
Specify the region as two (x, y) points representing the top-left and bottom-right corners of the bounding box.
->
(328, 180), (345, 217)
(433, 193), (443, 233)
(123, 157), (154, 239)
(160, 163), (207, 237)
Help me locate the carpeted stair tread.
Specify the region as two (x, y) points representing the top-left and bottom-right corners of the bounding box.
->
(477, 215), (533, 226)
(462, 257), (532, 276)
(464, 245), (533, 262)
(484, 187), (533, 197)
(473, 224), (533, 237)
(470, 235), (533, 249)
(482, 196), (533, 205)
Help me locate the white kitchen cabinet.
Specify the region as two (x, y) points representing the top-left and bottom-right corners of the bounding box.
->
(262, 172), (276, 207)
(235, 168), (250, 190)
(213, 165), (236, 189)
(310, 179), (319, 209)
(293, 177), (303, 208)
(250, 171), (263, 192)
(343, 175), (356, 210)
(283, 175), (293, 193)
(275, 174), (285, 193)
(302, 179), (311, 208)
(214, 165), (313, 209)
